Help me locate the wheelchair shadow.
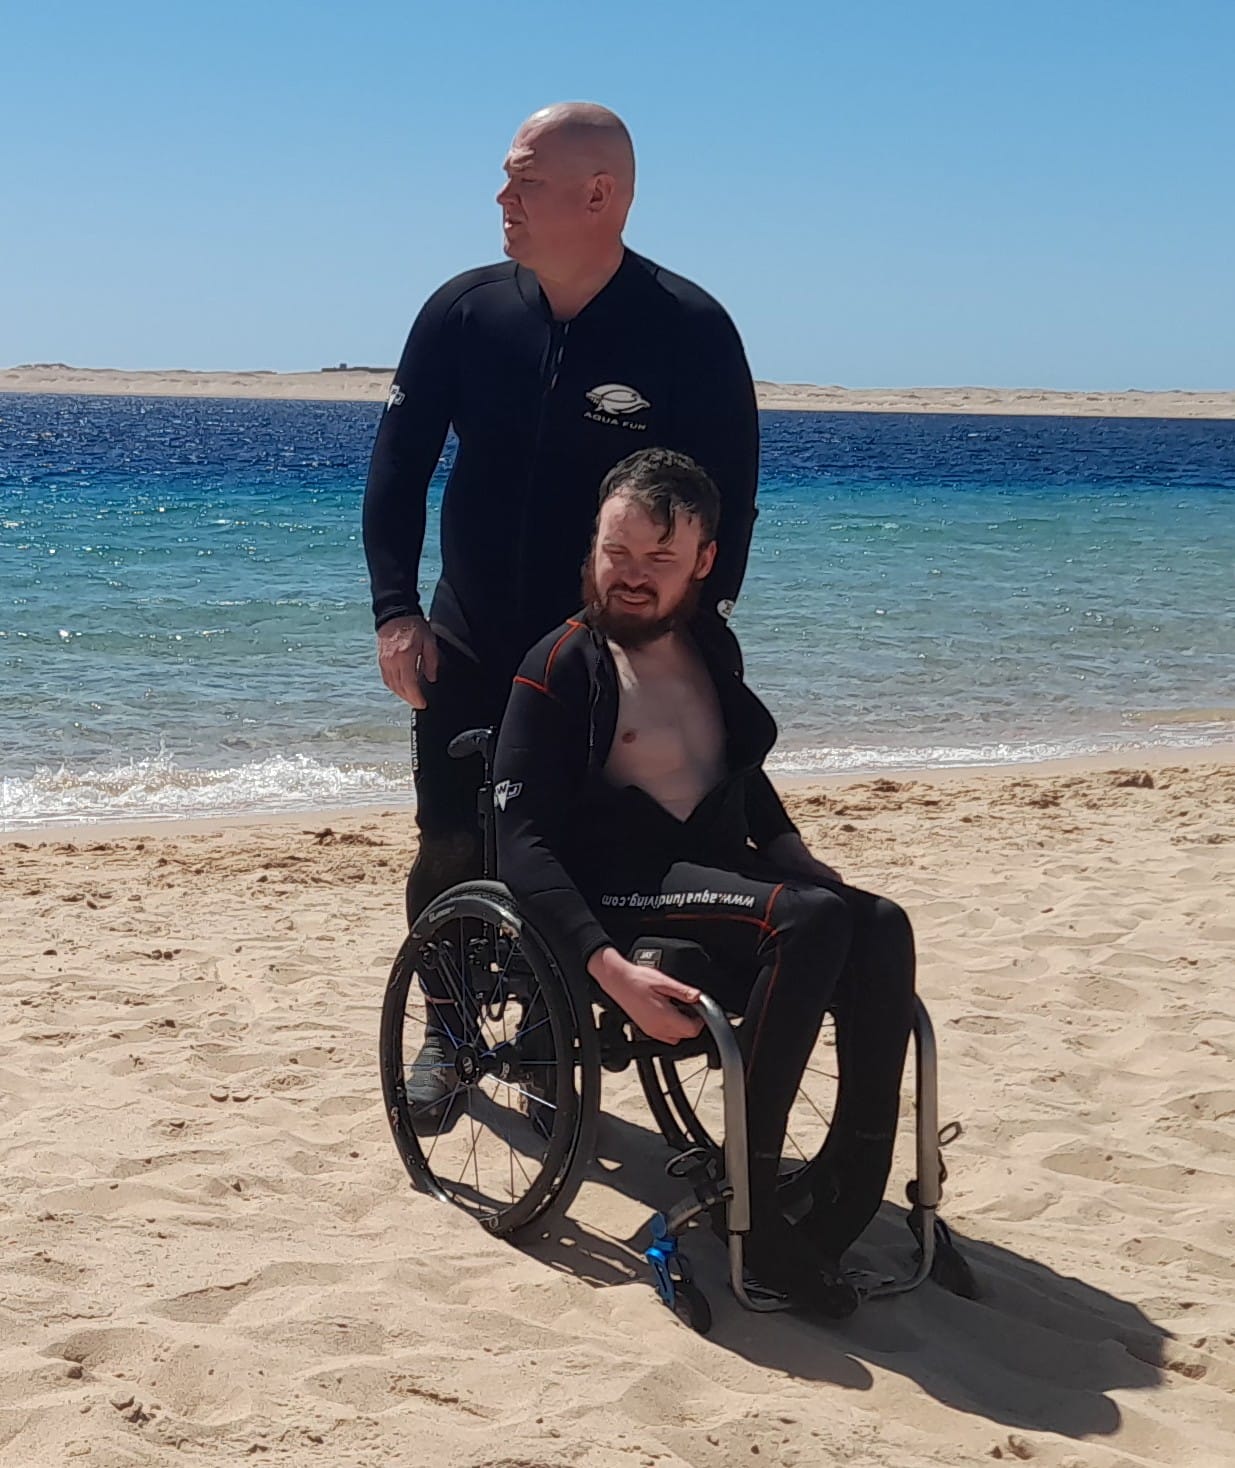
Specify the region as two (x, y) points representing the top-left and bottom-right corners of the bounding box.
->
(521, 1109), (1169, 1440)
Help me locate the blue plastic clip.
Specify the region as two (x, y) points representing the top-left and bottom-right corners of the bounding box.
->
(645, 1212), (679, 1310)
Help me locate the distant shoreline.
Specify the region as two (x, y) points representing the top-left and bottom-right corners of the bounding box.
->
(4, 364), (1234, 418)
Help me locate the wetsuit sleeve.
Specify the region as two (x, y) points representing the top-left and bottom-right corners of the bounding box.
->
(673, 307), (759, 618)
(494, 673), (613, 970)
(361, 292), (457, 629)
(746, 770), (798, 846)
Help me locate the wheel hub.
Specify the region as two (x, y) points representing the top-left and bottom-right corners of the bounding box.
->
(454, 1043), (483, 1083)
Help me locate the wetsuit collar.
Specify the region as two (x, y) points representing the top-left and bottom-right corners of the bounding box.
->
(515, 248), (636, 323)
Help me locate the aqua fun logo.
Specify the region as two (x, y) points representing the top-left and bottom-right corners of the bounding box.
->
(584, 382), (650, 429)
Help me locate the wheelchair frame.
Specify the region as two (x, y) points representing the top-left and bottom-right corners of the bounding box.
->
(643, 992), (947, 1321)
(382, 727), (970, 1329)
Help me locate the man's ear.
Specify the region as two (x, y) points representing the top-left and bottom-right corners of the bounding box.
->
(587, 173), (615, 213)
(694, 540), (718, 579)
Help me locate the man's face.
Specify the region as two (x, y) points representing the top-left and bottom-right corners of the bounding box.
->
(497, 124), (598, 272)
(585, 492), (717, 647)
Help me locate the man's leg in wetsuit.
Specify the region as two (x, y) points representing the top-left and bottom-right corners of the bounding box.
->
(590, 861), (861, 1314)
(792, 889), (916, 1259)
(405, 640), (510, 927)
(404, 641), (510, 1123)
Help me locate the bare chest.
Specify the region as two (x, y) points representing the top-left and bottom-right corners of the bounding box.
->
(603, 642), (727, 820)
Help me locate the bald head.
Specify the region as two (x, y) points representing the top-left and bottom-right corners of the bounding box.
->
(515, 102), (635, 196)
(498, 102), (636, 286)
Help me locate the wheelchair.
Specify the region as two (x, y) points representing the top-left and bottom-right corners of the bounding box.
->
(379, 728), (974, 1332)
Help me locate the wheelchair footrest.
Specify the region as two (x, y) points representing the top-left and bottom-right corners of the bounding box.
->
(739, 1272), (792, 1308)
(906, 1209), (980, 1300)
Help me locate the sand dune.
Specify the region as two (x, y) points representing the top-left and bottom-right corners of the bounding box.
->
(3, 363), (1233, 418)
(2, 758), (1234, 1466)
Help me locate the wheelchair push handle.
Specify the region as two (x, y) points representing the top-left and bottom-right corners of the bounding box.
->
(447, 726), (496, 778)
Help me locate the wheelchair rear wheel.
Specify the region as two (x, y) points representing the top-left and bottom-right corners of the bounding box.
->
(380, 881), (600, 1238)
(636, 1013), (839, 1186)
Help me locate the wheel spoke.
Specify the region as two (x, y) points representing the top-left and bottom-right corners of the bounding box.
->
(422, 1081), (467, 1167)
(465, 1111), (481, 1195)
(490, 1076), (558, 1111)
(692, 1063), (709, 1118)
(426, 945), (473, 1049)
(510, 1142), (536, 1191)
(797, 1086), (833, 1130)
(393, 902), (583, 1231)
(803, 1064), (838, 1083)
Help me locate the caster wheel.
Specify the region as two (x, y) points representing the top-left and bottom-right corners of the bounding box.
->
(672, 1279), (713, 1334)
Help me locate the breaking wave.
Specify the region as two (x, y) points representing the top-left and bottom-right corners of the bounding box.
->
(1, 751), (414, 831)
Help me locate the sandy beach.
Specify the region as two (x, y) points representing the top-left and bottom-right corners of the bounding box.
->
(4, 364), (1234, 418)
(3, 755), (1234, 1466)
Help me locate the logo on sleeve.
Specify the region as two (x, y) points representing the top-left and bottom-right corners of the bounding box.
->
(386, 384), (406, 410)
(494, 780), (523, 811)
(584, 383), (650, 430)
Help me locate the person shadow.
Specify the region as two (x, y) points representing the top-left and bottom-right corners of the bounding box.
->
(520, 1108), (1168, 1441)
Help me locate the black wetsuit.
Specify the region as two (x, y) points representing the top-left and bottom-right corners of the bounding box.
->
(362, 250), (759, 924)
(494, 615), (916, 1265)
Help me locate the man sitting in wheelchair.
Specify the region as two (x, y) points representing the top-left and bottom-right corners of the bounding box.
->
(491, 446), (916, 1313)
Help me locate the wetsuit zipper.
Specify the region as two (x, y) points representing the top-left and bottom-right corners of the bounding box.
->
(513, 319), (572, 649)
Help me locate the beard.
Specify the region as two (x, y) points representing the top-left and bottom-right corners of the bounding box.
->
(581, 561), (703, 649)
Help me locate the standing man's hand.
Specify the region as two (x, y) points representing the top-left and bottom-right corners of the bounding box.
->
(377, 616), (439, 709)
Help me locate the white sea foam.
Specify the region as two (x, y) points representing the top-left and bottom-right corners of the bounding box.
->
(0, 751), (413, 831)
(3, 723), (1231, 832)
(765, 723), (1235, 776)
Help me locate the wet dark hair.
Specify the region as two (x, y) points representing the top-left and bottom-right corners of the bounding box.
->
(596, 447), (720, 544)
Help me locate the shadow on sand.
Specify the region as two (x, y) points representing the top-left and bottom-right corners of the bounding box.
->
(521, 1108), (1168, 1442)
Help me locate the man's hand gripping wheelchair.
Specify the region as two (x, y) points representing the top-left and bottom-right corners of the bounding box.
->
(379, 728), (975, 1332)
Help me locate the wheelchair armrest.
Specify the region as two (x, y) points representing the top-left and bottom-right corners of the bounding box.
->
(448, 727), (496, 764)
(629, 936), (712, 988)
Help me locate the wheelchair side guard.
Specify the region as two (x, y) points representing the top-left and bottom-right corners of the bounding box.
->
(644, 993), (975, 1326)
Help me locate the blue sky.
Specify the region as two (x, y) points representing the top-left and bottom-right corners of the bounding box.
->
(2, 0), (1232, 388)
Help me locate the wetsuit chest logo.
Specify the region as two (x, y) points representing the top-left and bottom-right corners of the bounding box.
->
(494, 780), (523, 811)
(584, 382), (651, 430)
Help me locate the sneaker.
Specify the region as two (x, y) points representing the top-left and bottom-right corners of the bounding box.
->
(744, 1214), (859, 1319)
(405, 1028), (458, 1135)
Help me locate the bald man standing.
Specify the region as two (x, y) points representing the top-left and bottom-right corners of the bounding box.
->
(363, 102), (760, 934)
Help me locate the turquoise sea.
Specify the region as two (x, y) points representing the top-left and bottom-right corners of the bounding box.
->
(2, 394), (1232, 829)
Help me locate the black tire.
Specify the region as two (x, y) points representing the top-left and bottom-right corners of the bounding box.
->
(672, 1279), (713, 1334)
(379, 881), (600, 1238)
(636, 1050), (721, 1156)
(637, 1013), (839, 1190)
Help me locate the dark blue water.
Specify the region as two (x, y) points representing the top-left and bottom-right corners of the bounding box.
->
(2, 393), (1232, 826)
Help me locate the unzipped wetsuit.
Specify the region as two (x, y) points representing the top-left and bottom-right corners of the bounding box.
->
(362, 250), (759, 925)
(494, 613), (916, 1297)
